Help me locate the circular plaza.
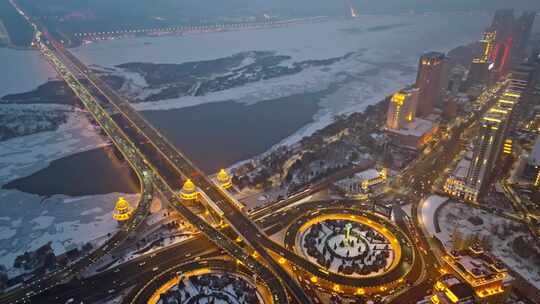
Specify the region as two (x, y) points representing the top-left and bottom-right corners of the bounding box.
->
(136, 260), (271, 304)
(156, 272), (263, 304)
(284, 207), (415, 295)
(299, 216), (397, 278)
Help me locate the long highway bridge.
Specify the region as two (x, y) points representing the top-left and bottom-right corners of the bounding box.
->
(0, 6), (293, 303)
(41, 30), (294, 304)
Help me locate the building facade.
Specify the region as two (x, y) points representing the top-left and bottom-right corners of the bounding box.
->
(467, 29), (497, 88)
(465, 108), (510, 201)
(441, 246), (513, 303)
(416, 52), (448, 117)
(386, 87), (419, 130)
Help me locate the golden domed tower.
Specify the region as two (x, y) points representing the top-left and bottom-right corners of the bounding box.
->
(180, 179), (198, 200)
(112, 197), (133, 222)
(216, 169), (233, 189)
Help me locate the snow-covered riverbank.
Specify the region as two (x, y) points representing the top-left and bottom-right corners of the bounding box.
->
(0, 107), (138, 271)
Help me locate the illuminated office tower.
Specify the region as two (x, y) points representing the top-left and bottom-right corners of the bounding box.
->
(467, 30), (497, 87)
(415, 52), (448, 117)
(386, 87), (419, 130)
(490, 10), (515, 77)
(488, 10), (535, 76)
(465, 111), (507, 201)
(465, 89), (520, 202)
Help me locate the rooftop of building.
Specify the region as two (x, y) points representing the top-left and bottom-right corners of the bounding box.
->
(354, 169), (381, 181)
(453, 157), (472, 179)
(446, 246), (508, 286)
(441, 276), (476, 300)
(386, 117), (437, 138)
(115, 197), (130, 210)
(400, 86), (420, 94)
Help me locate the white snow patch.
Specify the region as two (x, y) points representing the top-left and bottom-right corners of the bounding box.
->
(0, 110), (108, 185)
(420, 195), (449, 237)
(435, 202), (540, 290)
(31, 215), (55, 230)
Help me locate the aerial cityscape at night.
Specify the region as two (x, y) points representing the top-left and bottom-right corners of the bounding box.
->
(1, 0), (540, 303)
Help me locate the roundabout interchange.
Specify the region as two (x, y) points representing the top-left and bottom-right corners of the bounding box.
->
(128, 203), (418, 304)
(287, 209), (414, 291)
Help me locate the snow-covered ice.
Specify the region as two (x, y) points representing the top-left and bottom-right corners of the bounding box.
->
(0, 190), (139, 268)
(0, 109), (107, 184)
(0, 108), (138, 270)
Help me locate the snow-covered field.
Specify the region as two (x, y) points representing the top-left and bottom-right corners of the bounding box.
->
(159, 272), (263, 304)
(73, 13), (491, 149)
(0, 191), (139, 269)
(425, 199), (540, 290)
(298, 220), (394, 277)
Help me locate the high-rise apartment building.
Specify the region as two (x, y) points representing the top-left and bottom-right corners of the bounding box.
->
(464, 78), (523, 202)
(415, 52), (448, 117)
(465, 108), (510, 201)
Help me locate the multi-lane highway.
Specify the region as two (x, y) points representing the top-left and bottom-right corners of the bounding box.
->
(42, 32), (309, 304)
(29, 199), (406, 304)
(7, 16), (290, 304)
(0, 19), (156, 304)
